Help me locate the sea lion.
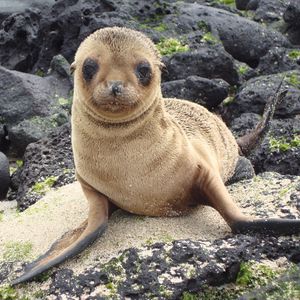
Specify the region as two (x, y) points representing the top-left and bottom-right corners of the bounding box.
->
(12, 27), (300, 285)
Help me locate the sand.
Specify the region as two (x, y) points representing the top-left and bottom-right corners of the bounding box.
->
(0, 181), (229, 275)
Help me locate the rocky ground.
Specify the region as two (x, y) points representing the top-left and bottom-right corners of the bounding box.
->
(0, 0), (300, 299)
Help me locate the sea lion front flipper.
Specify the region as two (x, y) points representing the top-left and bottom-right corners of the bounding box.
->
(11, 184), (111, 285)
(196, 165), (300, 235)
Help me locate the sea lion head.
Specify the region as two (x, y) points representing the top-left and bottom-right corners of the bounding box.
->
(72, 27), (163, 123)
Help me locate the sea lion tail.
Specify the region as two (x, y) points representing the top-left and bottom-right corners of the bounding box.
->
(237, 78), (287, 156)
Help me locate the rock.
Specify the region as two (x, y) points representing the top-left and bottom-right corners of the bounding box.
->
(283, 0), (300, 27)
(249, 118), (300, 175)
(0, 151), (10, 200)
(10, 122), (75, 211)
(283, 0), (300, 45)
(227, 71), (300, 121)
(253, 0), (289, 24)
(177, 3), (291, 67)
(235, 0), (251, 10)
(0, 125), (10, 153)
(247, 0), (260, 10)
(230, 112), (262, 137)
(48, 54), (74, 87)
(162, 45), (239, 85)
(45, 236), (299, 299)
(256, 47), (300, 75)
(161, 76), (229, 109)
(231, 114), (300, 175)
(239, 266), (300, 300)
(0, 8), (43, 72)
(0, 65), (72, 156)
(0, 0), (127, 73)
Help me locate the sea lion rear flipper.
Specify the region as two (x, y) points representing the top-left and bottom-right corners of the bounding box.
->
(237, 78), (287, 156)
(197, 165), (300, 235)
(11, 184), (111, 285)
(231, 219), (300, 235)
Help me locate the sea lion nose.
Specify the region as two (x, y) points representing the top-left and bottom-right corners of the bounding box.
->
(109, 81), (123, 96)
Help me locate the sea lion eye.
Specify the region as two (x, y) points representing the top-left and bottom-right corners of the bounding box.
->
(82, 58), (99, 82)
(135, 61), (152, 86)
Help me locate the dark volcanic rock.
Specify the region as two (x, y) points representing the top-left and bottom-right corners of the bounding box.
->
(177, 3), (290, 67)
(0, 151), (10, 200)
(283, 0), (300, 27)
(247, 0), (260, 10)
(10, 122), (75, 210)
(0, 0), (128, 73)
(250, 118), (300, 175)
(162, 45), (239, 85)
(230, 113), (262, 137)
(257, 47), (300, 75)
(0, 125), (10, 153)
(0, 63), (72, 157)
(231, 114), (300, 175)
(228, 71), (300, 120)
(253, 0), (289, 24)
(0, 8), (42, 72)
(161, 76), (229, 109)
(283, 0), (300, 45)
(23, 235), (300, 299)
(235, 0), (251, 10)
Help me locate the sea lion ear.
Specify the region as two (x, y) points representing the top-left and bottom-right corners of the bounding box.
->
(70, 62), (76, 74)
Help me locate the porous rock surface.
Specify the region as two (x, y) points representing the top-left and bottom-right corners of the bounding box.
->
(0, 56), (72, 157)
(10, 122), (75, 211)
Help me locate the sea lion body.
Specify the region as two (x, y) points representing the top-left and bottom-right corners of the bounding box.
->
(12, 27), (300, 286)
(72, 95), (238, 217)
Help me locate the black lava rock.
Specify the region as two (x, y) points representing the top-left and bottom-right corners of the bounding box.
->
(0, 63), (72, 157)
(0, 151), (10, 200)
(13, 235), (299, 299)
(257, 47), (300, 75)
(162, 76), (229, 109)
(253, 0), (290, 24)
(162, 45), (239, 85)
(10, 122), (75, 210)
(228, 71), (300, 121)
(177, 3), (290, 67)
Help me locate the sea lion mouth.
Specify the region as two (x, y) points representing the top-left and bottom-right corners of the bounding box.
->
(92, 96), (138, 113)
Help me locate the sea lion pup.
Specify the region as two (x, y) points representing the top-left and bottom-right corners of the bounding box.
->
(12, 27), (300, 285)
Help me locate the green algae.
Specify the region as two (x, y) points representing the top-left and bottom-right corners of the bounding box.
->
(31, 176), (58, 194)
(156, 38), (189, 56)
(2, 241), (33, 261)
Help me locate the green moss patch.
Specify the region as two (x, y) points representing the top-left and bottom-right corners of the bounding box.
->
(285, 72), (300, 88)
(156, 38), (189, 56)
(201, 32), (219, 44)
(31, 176), (58, 194)
(236, 262), (277, 287)
(2, 241), (33, 261)
(238, 65), (250, 75)
(0, 285), (18, 300)
(288, 50), (300, 60)
(269, 135), (300, 152)
(215, 0), (235, 5)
